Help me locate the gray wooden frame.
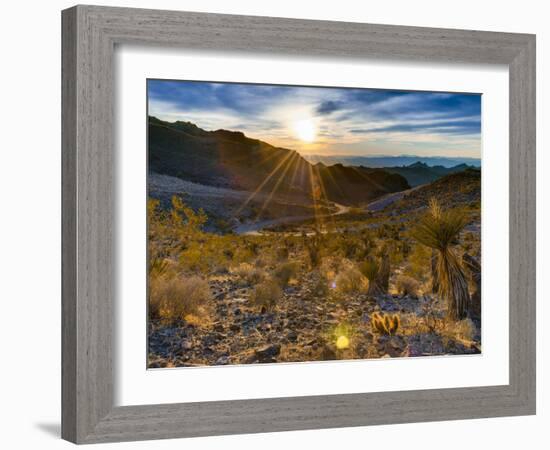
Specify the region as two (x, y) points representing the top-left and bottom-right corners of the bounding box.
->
(62, 4), (536, 444)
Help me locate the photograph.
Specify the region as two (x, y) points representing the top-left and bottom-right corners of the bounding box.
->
(146, 79), (482, 368)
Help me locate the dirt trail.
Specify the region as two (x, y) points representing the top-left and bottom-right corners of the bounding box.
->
(235, 202), (350, 235)
(365, 185), (425, 211)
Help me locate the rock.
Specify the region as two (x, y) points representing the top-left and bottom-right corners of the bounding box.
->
(255, 344), (281, 363)
(181, 340), (193, 351)
(286, 331), (298, 342)
(407, 333), (445, 357)
(363, 332), (374, 343)
(202, 332), (224, 347)
(213, 323), (224, 332)
(243, 353), (259, 364)
(215, 355), (230, 365)
(386, 335), (407, 357)
(229, 323), (241, 332)
(376, 335), (407, 357)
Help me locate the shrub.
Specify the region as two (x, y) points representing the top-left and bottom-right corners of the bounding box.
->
(304, 232), (322, 268)
(335, 265), (367, 294)
(273, 261), (300, 287)
(250, 278), (283, 310)
(312, 272), (330, 297)
(371, 312), (400, 335)
(396, 275), (420, 297)
(149, 275), (212, 323)
(230, 263), (266, 285)
(405, 244), (431, 281)
(339, 236), (359, 259)
(452, 318), (476, 342)
(360, 230), (375, 253)
(275, 245), (289, 261)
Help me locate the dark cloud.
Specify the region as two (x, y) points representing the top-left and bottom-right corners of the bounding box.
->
(316, 100), (343, 115)
(147, 80), (290, 117)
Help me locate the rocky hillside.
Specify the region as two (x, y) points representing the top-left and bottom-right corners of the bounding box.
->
(381, 168), (481, 216)
(148, 116), (409, 206)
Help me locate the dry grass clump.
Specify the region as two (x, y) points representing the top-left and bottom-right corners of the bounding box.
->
(405, 243), (431, 281)
(440, 318), (476, 343)
(335, 264), (367, 295)
(149, 275), (212, 324)
(312, 272), (330, 297)
(250, 278), (283, 311)
(396, 275), (420, 297)
(230, 262), (266, 285)
(273, 261), (300, 287)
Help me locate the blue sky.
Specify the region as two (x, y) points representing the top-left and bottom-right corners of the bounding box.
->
(148, 79), (481, 158)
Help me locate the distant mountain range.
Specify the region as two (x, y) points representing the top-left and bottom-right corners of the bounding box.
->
(304, 154), (481, 169)
(304, 155), (480, 187)
(148, 117), (410, 206)
(375, 161), (476, 187)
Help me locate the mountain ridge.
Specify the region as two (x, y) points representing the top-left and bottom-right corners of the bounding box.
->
(148, 117), (411, 206)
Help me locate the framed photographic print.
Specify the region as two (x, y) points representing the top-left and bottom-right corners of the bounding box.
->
(62, 5), (536, 444)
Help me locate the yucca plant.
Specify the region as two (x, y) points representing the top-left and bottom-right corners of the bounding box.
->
(358, 258), (383, 295)
(371, 312), (400, 335)
(148, 256), (169, 279)
(412, 198), (471, 320)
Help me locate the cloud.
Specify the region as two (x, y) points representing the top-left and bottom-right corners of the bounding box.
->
(316, 100), (343, 115)
(147, 79), (481, 158)
(350, 119), (481, 136)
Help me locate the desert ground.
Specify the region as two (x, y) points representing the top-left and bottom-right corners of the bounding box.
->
(147, 164), (481, 368)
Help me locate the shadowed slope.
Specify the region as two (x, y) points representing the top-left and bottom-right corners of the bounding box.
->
(148, 117), (410, 206)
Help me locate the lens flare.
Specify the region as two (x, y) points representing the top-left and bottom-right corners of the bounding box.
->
(336, 335), (350, 350)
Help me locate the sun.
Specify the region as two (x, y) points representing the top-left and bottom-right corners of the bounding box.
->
(292, 118), (316, 142)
